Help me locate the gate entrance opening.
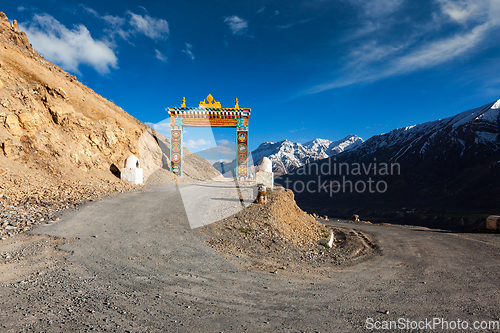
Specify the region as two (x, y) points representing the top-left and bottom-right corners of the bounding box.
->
(167, 94), (251, 180)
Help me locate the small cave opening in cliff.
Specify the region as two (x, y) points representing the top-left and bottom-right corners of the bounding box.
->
(110, 164), (121, 178)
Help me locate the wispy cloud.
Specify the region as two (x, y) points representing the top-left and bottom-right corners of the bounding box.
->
(20, 13), (117, 75)
(224, 15), (249, 35)
(81, 6), (169, 42)
(350, 0), (404, 18)
(80, 5), (130, 43)
(305, 0), (500, 94)
(277, 18), (313, 29)
(155, 49), (167, 62)
(127, 11), (169, 40)
(81, 5), (99, 17)
(182, 43), (195, 60)
(290, 127), (305, 133)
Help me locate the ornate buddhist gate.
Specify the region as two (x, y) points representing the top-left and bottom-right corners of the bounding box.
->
(167, 94), (251, 180)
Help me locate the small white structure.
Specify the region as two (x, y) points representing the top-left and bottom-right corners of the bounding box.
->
(259, 157), (273, 173)
(121, 155), (143, 185)
(256, 157), (274, 190)
(327, 230), (334, 248)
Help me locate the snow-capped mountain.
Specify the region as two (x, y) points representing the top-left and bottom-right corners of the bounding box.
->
(214, 135), (363, 176)
(279, 99), (500, 225)
(303, 135), (364, 157)
(337, 99), (500, 183)
(250, 140), (324, 176)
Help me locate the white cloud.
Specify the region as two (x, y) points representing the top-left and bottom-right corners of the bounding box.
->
(224, 15), (249, 35)
(437, 0), (500, 25)
(128, 11), (169, 40)
(80, 5), (129, 43)
(392, 23), (491, 70)
(182, 43), (195, 60)
(257, 7), (266, 14)
(438, 0), (480, 23)
(17, 6), (25, 12)
(102, 15), (126, 29)
(184, 139), (211, 149)
(82, 6), (169, 42)
(306, 0), (500, 94)
(145, 120), (171, 138)
(155, 49), (167, 62)
(20, 13), (118, 75)
(81, 5), (100, 17)
(307, 22), (492, 93)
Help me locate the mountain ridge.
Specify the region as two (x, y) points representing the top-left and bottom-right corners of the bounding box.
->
(277, 99), (500, 230)
(214, 135), (363, 176)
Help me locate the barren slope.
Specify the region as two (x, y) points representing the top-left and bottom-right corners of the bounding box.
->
(0, 12), (221, 239)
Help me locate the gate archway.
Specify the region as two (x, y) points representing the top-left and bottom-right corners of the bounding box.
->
(167, 94), (251, 180)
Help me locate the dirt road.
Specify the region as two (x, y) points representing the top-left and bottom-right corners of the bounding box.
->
(1, 185), (499, 332)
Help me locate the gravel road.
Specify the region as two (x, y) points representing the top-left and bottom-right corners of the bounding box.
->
(0, 184), (499, 332)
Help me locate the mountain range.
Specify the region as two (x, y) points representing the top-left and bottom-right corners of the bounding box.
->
(214, 135), (363, 176)
(277, 99), (500, 230)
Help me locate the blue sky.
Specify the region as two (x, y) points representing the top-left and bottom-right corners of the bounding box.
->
(3, 0), (500, 157)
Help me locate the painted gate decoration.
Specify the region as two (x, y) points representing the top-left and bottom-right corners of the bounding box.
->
(168, 94), (251, 180)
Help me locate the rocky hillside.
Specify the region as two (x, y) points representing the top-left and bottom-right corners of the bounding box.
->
(0, 12), (220, 239)
(139, 129), (222, 185)
(278, 99), (500, 230)
(215, 135), (363, 176)
(0, 12), (147, 171)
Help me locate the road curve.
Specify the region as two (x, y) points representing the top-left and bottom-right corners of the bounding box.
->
(0, 186), (499, 332)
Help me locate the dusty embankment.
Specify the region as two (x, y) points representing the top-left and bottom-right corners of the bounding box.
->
(202, 188), (380, 273)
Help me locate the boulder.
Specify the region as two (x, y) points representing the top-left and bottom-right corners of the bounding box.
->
(1, 138), (23, 159)
(4, 115), (23, 136)
(54, 87), (68, 99)
(486, 215), (500, 230)
(49, 104), (73, 124)
(11, 20), (19, 33)
(138, 129), (163, 181)
(0, 12), (10, 30)
(18, 112), (38, 132)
